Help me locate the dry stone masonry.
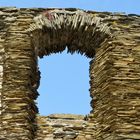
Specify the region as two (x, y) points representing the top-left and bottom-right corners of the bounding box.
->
(0, 7), (140, 140)
(35, 114), (96, 140)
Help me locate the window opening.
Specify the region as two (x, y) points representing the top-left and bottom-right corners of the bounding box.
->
(37, 49), (92, 115)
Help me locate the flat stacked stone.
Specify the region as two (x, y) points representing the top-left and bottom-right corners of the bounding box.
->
(35, 114), (95, 140)
(0, 7), (140, 140)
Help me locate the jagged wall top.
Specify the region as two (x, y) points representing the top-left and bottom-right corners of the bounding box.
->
(0, 7), (140, 58)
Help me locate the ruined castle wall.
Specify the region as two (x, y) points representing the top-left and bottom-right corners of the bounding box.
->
(90, 17), (140, 139)
(0, 7), (140, 140)
(109, 20), (140, 139)
(0, 8), (39, 140)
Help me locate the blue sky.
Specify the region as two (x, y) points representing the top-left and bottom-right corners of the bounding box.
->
(0, 0), (140, 14)
(39, 51), (91, 115)
(1, 0), (140, 115)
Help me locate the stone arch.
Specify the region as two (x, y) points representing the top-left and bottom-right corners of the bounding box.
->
(27, 9), (112, 115)
(28, 9), (111, 58)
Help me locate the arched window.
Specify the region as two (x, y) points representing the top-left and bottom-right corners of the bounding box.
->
(37, 49), (92, 115)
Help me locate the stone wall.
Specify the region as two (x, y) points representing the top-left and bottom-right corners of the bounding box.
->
(0, 9), (6, 136)
(35, 114), (95, 140)
(0, 7), (140, 140)
(90, 16), (140, 139)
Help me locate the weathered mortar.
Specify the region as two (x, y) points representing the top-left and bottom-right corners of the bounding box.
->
(0, 7), (140, 140)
